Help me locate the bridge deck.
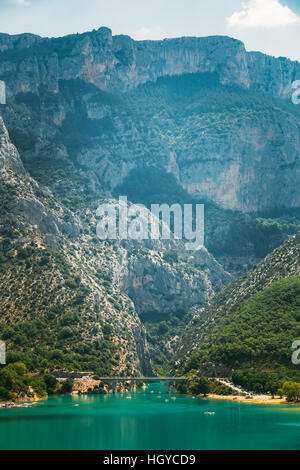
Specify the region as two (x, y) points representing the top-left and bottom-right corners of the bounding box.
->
(96, 377), (186, 381)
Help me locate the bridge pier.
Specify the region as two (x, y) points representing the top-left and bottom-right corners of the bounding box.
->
(167, 381), (176, 394)
(98, 377), (186, 394)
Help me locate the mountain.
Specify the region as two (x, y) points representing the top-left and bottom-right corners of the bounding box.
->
(0, 28), (299, 279)
(0, 116), (153, 376)
(0, 28), (299, 98)
(0, 27), (300, 377)
(174, 232), (300, 386)
(0, 113), (229, 375)
(0, 28), (300, 214)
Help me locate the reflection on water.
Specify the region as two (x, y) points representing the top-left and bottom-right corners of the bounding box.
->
(0, 383), (300, 450)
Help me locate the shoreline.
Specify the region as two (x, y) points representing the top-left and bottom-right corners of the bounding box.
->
(206, 393), (287, 405)
(0, 391), (297, 407)
(0, 397), (43, 408)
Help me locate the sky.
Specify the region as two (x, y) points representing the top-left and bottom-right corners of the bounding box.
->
(1, 0), (300, 61)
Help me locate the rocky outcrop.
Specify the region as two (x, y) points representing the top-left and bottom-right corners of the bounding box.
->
(0, 117), (81, 238)
(0, 28), (299, 215)
(0, 116), (153, 375)
(247, 51), (300, 99)
(115, 247), (230, 316)
(179, 105), (300, 212)
(115, 246), (230, 319)
(0, 31), (247, 95)
(93, 198), (230, 315)
(0, 116), (26, 175)
(1, 28), (299, 215)
(1, 28), (299, 98)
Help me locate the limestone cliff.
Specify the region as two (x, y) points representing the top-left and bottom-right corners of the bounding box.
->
(0, 116), (152, 375)
(0, 113), (229, 375)
(0, 28), (299, 216)
(0, 28), (299, 98)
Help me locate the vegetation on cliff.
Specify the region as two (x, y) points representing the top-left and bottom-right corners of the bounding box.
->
(176, 233), (300, 394)
(0, 364), (76, 402)
(0, 29), (300, 383)
(0, 362), (46, 401)
(175, 372), (237, 397)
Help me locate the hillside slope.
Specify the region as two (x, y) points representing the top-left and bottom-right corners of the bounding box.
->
(0, 27), (300, 378)
(0, 113), (229, 376)
(0, 116), (153, 376)
(174, 232), (300, 379)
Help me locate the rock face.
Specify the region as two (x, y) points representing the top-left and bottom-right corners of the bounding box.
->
(0, 80), (5, 104)
(0, 112), (229, 375)
(91, 197), (230, 316)
(0, 27), (299, 374)
(0, 116), (25, 175)
(0, 117), (153, 375)
(0, 28), (299, 215)
(0, 116), (80, 238)
(115, 247), (230, 316)
(1, 28), (299, 98)
(178, 104), (300, 212)
(1, 31), (248, 94)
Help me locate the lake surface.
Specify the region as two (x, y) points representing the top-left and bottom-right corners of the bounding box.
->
(0, 383), (300, 450)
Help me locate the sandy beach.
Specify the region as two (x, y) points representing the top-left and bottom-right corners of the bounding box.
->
(207, 394), (286, 404)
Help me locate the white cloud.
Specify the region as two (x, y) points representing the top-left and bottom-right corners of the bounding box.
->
(134, 27), (152, 40)
(133, 26), (168, 40)
(227, 0), (300, 29)
(11, 0), (31, 6)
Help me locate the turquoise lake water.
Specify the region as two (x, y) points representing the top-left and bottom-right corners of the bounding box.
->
(0, 383), (300, 450)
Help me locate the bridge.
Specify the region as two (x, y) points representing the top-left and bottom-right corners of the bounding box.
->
(96, 377), (187, 393)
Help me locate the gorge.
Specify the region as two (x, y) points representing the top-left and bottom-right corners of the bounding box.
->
(0, 26), (299, 387)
